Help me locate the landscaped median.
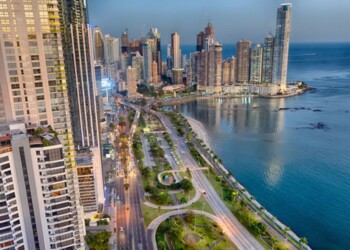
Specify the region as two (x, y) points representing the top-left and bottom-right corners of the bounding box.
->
(148, 209), (237, 250)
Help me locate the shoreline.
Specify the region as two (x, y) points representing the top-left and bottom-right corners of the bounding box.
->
(159, 87), (313, 106)
(183, 115), (311, 250)
(184, 115), (211, 149)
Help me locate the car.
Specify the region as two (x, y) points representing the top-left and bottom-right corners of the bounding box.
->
(116, 196), (120, 200)
(120, 227), (123, 232)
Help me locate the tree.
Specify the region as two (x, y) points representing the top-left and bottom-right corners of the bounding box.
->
(184, 211), (194, 224)
(180, 179), (193, 192)
(124, 183), (130, 190)
(85, 230), (111, 250)
(300, 237), (308, 245)
(157, 192), (171, 204)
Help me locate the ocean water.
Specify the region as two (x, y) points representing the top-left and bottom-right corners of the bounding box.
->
(173, 43), (350, 250)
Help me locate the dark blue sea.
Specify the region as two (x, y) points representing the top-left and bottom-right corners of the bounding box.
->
(171, 43), (350, 250)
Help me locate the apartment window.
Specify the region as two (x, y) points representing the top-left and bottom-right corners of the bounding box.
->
(1, 26), (10, 32)
(35, 82), (43, 87)
(25, 12), (33, 18)
(0, 19), (9, 25)
(15, 110), (24, 116)
(11, 84), (20, 89)
(2, 33), (11, 39)
(0, 157), (9, 163)
(34, 75), (41, 80)
(31, 55), (39, 60)
(0, 11), (9, 17)
(6, 55), (15, 61)
(13, 97), (22, 103)
(8, 62), (16, 68)
(12, 90), (21, 96)
(32, 62), (40, 67)
(26, 18), (34, 25)
(4, 41), (12, 47)
(24, 5), (32, 11)
(9, 70), (17, 76)
(36, 95), (44, 101)
(10, 77), (19, 82)
(0, 4), (8, 10)
(35, 89), (43, 94)
(33, 69), (40, 74)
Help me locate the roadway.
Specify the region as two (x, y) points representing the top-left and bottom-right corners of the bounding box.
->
(154, 111), (264, 250)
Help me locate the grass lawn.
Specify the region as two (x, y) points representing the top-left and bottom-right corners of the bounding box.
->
(156, 214), (238, 250)
(188, 195), (215, 215)
(141, 203), (168, 227)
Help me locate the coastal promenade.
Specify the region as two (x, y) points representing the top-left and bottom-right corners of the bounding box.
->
(153, 110), (264, 250)
(185, 115), (311, 250)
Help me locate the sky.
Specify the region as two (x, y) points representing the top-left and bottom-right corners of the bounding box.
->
(87, 0), (350, 44)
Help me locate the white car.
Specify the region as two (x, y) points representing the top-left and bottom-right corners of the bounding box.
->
(120, 227), (123, 232)
(116, 196), (120, 200)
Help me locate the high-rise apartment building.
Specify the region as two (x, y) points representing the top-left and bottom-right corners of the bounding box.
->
(142, 41), (152, 83)
(132, 51), (144, 81)
(127, 66), (137, 97)
(61, 0), (104, 211)
(94, 26), (105, 64)
(272, 3), (292, 90)
(222, 61), (230, 85)
(171, 32), (181, 69)
(104, 34), (120, 81)
(236, 40), (252, 83)
(0, 123), (81, 249)
(262, 33), (274, 83)
(196, 22), (215, 52)
(147, 28), (162, 78)
(228, 56), (237, 84)
(121, 30), (129, 53)
(250, 44), (263, 83)
(208, 43), (222, 86)
(152, 61), (159, 84)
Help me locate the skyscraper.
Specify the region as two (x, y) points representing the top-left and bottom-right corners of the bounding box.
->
(132, 51), (144, 81)
(94, 26), (105, 64)
(0, 123), (80, 249)
(121, 30), (129, 53)
(262, 33), (274, 83)
(250, 44), (263, 83)
(127, 66), (137, 97)
(147, 28), (162, 78)
(0, 0), (85, 247)
(228, 56), (237, 84)
(171, 32), (181, 69)
(152, 61), (159, 84)
(272, 3), (292, 91)
(142, 41), (153, 83)
(208, 43), (222, 87)
(61, 0), (104, 210)
(105, 34), (120, 80)
(222, 61), (230, 85)
(196, 22), (215, 52)
(236, 40), (252, 83)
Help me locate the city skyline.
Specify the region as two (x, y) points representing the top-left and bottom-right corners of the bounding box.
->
(87, 0), (350, 44)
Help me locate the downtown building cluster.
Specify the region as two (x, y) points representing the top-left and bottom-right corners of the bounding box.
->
(91, 27), (162, 98)
(191, 3), (292, 95)
(0, 0), (104, 249)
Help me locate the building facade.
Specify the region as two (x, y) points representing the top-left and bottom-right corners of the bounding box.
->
(236, 40), (252, 83)
(272, 3), (292, 91)
(250, 44), (263, 83)
(262, 34), (274, 83)
(0, 123), (82, 249)
(171, 32), (181, 69)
